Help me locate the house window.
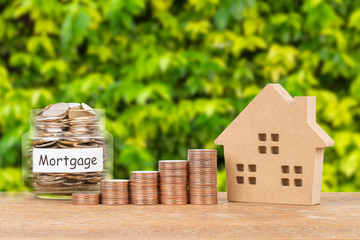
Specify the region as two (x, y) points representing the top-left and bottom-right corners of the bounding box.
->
(271, 134), (279, 142)
(248, 177), (256, 185)
(294, 166), (303, 174)
(294, 179), (302, 187)
(258, 146), (267, 154)
(271, 146), (279, 154)
(258, 133), (266, 141)
(248, 164), (257, 172)
(258, 133), (279, 154)
(236, 164), (244, 172)
(281, 178), (290, 186)
(236, 176), (244, 184)
(281, 165), (289, 173)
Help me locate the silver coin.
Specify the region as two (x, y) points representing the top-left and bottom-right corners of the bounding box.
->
(68, 107), (93, 119)
(68, 103), (81, 108)
(81, 103), (96, 115)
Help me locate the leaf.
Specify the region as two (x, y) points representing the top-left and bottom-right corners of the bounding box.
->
(54, 60), (69, 73)
(186, 20), (211, 38)
(349, 9), (360, 30)
(340, 151), (360, 177)
(9, 53), (32, 67)
(243, 19), (256, 35)
(0, 66), (11, 98)
(136, 88), (152, 105)
(151, 0), (173, 11)
(40, 35), (55, 57)
(350, 74), (360, 100)
(333, 132), (353, 156)
(34, 19), (59, 35)
(27, 36), (40, 53)
(159, 55), (171, 72)
(151, 82), (171, 101)
(188, 0), (219, 12)
(230, 0), (245, 21)
(0, 16), (5, 39)
(214, 4), (230, 31)
(60, 5), (91, 49)
(270, 14), (288, 25)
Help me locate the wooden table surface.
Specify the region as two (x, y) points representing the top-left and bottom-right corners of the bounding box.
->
(0, 192), (359, 239)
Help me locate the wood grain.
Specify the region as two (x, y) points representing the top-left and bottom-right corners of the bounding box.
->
(0, 192), (359, 239)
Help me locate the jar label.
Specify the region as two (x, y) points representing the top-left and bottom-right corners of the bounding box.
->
(32, 148), (103, 173)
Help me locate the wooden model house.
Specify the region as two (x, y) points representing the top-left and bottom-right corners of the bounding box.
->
(215, 84), (334, 205)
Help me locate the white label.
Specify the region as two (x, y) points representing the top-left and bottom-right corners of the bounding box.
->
(33, 148), (103, 173)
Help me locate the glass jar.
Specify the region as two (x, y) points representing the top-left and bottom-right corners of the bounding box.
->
(22, 104), (113, 199)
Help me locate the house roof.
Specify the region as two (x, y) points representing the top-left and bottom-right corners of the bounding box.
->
(214, 84), (334, 148)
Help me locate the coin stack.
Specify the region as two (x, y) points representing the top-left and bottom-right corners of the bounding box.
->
(158, 160), (188, 205)
(188, 149), (218, 204)
(130, 171), (159, 205)
(28, 103), (108, 197)
(72, 192), (100, 205)
(101, 180), (130, 205)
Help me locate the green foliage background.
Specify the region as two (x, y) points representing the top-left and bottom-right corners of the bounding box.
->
(1, 0), (360, 192)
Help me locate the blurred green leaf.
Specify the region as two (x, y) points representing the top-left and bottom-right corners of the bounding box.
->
(340, 151), (360, 177)
(230, 0), (245, 21)
(215, 4), (230, 31)
(61, 4), (92, 49)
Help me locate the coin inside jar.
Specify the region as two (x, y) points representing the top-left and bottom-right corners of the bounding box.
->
(68, 107), (93, 119)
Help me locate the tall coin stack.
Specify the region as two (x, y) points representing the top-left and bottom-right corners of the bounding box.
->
(101, 180), (130, 205)
(158, 160), (188, 205)
(188, 149), (218, 205)
(130, 171), (159, 205)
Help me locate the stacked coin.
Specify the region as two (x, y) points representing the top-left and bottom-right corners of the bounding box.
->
(72, 192), (100, 205)
(130, 171), (159, 205)
(28, 103), (108, 196)
(158, 160), (188, 205)
(101, 180), (130, 205)
(188, 149), (218, 204)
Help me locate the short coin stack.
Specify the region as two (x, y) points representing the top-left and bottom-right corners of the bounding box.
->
(72, 192), (100, 205)
(130, 171), (159, 205)
(188, 149), (218, 204)
(101, 180), (130, 205)
(158, 160), (188, 205)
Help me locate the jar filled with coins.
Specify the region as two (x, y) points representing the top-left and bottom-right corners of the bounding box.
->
(22, 103), (113, 199)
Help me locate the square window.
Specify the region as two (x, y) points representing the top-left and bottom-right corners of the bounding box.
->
(258, 146), (267, 154)
(281, 165), (289, 173)
(236, 176), (244, 184)
(294, 179), (302, 187)
(294, 166), (303, 174)
(281, 178), (290, 186)
(248, 177), (256, 185)
(248, 164), (257, 172)
(236, 164), (244, 172)
(258, 133), (266, 141)
(271, 134), (279, 142)
(271, 146), (279, 154)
